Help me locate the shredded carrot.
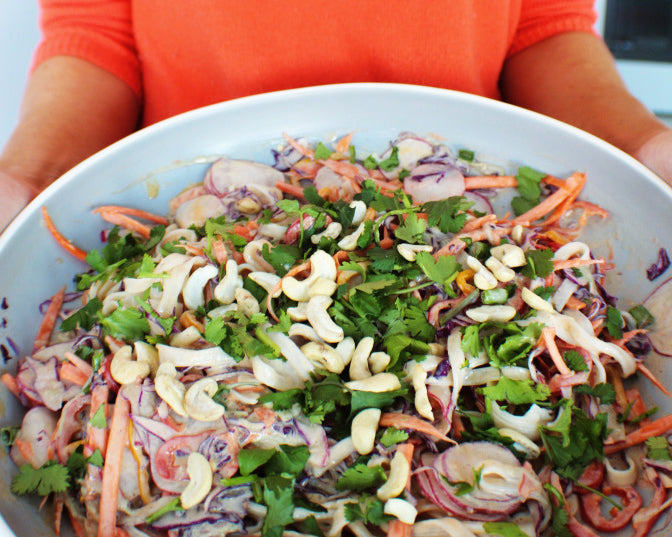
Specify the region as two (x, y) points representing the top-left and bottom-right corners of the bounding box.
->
(335, 132), (354, 155)
(33, 285), (66, 351)
(464, 175), (517, 190)
(605, 413), (672, 455)
(211, 238), (228, 265)
(332, 250), (350, 268)
(282, 132), (314, 158)
(60, 363), (89, 386)
(379, 226), (394, 249)
(12, 438), (33, 463)
(636, 362), (672, 398)
(552, 257), (606, 271)
(564, 296), (587, 310)
(92, 206), (169, 225)
(434, 227), (509, 259)
(512, 172), (585, 226)
(275, 180), (306, 200)
(127, 420), (152, 505)
(96, 210), (152, 239)
(98, 395), (130, 537)
(387, 519), (413, 537)
(379, 412), (453, 443)
(461, 213), (498, 233)
(232, 220), (259, 242)
(541, 326), (572, 376)
(42, 207), (88, 261)
(87, 384), (110, 455)
(64, 350), (94, 378)
(1, 373), (21, 399)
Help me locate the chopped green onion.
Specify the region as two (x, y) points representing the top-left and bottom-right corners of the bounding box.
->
(481, 288), (508, 305)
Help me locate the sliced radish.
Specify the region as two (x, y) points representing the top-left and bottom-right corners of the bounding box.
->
(643, 276), (672, 357)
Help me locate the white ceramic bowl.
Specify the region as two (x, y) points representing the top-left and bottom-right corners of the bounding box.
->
(0, 83), (670, 536)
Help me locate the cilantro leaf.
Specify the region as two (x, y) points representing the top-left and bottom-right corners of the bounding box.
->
(521, 249), (554, 279)
(262, 476), (295, 537)
(336, 463), (387, 491)
(606, 306), (624, 339)
(100, 307), (150, 341)
(262, 243), (303, 277)
(345, 495), (392, 526)
(515, 166), (546, 203)
(415, 251), (459, 289)
(629, 304), (654, 329)
(12, 461), (69, 496)
(378, 146), (400, 172)
(394, 212), (426, 244)
(480, 377), (550, 405)
(540, 402), (608, 480)
(238, 448), (276, 476)
(60, 297), (103, 332)
(89, 405), (107, 429)
(422, 197), (472, 234)
(379, 427), (409, 447)
(563, 350), (589, 372)
(573, 382), (616, 405)
(482, 521), (530, 537)
(646, 437), (672, 460)
(314, 142), (333, 160)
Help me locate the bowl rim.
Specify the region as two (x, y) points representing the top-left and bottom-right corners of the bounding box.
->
(2, 82), (668, 246)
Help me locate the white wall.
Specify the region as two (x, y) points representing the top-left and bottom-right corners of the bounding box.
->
(0, 1), (40, 150)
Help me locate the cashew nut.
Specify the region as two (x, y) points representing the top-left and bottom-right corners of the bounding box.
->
(134, 341), (159, 376)
(465, 305), (517, 323)
(282, 250), (337, 302)
(490, 243), (527, 268)
(384, 498), (418, 524)
(377, 449), (411, 501)
(351, 408), (381, 455)
(243, 240), (275, 272)
(301, 341), (348, 373)
(169, 325), (203, 348)
(335, 337), (356, 365)
(110, 345), (151, 385)
(182, 264), (219, 310)
(484, 256), (516, 283)
(306, 295), (344, 343)
(397, 243), (433, 262)
(307, 277), (338, 298)
(521, 287), (555, 313)
(350, 200), (368, 226)
(184, 377), (225, 422)
(465, 255), (498, 290)
(180, 452), (213, 509)
(411, 364), (433, 420)
(337, 221), (367, 251)
(234, 287), (260, 317)
(288, 323), (324, 343)
(349, 337), (374, 381)
(213, 259), (243, 304)
(154, 363), (187, 417)
(511, 224), (525, 245)
(310, 222), (343, 244)
(345, 373), (401, 393)
(248, 271), (282, 298)
(287, 301), (309, 322)
(368, 351), (391, 374)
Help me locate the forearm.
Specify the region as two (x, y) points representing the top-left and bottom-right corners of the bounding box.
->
(0, 55), (140, 230)
(500, 32), (669, 159)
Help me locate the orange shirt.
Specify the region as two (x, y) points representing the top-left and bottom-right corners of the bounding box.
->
(35, 0), (596, 127)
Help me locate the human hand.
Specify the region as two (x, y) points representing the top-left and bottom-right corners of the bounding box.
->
(636, 129), (672, 188)
(0, 169), (36, 234)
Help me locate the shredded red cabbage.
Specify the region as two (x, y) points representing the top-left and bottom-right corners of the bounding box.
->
(647, 248), (670, 281)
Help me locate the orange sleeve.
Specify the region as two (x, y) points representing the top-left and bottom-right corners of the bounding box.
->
(33, 0), (141, 100)
(507, 0), (598, 58)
